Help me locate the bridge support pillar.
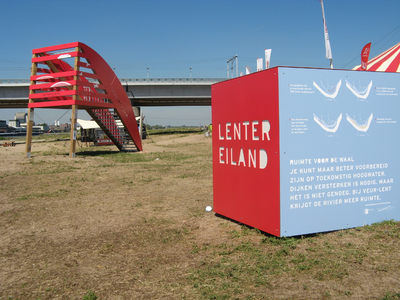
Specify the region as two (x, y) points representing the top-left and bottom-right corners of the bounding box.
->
(132, 106), (140, 117)
(132, 106), (144, 140)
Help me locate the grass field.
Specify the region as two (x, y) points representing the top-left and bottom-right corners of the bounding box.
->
(0, 132), (399, 299)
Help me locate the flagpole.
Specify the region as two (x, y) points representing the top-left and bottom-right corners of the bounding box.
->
(320, 0), (333, 69)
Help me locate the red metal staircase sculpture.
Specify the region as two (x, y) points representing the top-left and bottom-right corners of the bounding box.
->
(26, 42), (143, 157)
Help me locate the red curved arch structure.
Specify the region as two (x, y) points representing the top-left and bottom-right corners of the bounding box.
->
(26, 42), (143, 157)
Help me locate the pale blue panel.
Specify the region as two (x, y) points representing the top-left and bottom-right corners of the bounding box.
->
(279, 67), (400, 237)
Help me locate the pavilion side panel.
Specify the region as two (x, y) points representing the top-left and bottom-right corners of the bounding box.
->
(278, 67), (400, 237)
(211, 69), (281, 237)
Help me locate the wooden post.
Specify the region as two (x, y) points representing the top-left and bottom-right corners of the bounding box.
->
(25, 108), (34, 158)
(70, 46), (81, 158)
(70, 105), (78, 157)
(26, 54), (38, 158)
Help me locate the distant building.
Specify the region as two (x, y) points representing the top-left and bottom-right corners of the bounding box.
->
(9, 112), (30, 129)
(0, 120), (7, 133)
(8, 119), (21, 128)
(32, 125), (48, 132)
(15, 112), (28, 123)
(48, 123), (70, 132)
(60, 123), (71, 131)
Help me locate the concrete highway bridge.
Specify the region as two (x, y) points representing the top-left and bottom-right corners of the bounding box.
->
(0, 78), (226, 109)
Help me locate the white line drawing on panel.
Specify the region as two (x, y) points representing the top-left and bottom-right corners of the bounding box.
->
(346, 113), (373, 132)
(313, 79), (342, 99)
(313, 113), (342, 133)
(346, 80), (373, 99)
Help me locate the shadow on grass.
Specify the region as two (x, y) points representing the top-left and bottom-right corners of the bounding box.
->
(148, 129), (203, 135)
(215, 213), (337, 240)
(76, 150), (122, 157)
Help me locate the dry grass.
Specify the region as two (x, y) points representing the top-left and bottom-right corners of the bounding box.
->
(0, 132), (399, 300)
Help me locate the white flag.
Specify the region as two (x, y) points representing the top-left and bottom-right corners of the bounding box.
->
(320, 0), (332, 61)
(246, 66), (252, 75)
(257, 58), (263, 71)
(265, 49), (272, 69)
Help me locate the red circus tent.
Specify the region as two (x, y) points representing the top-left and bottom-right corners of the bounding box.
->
(353, 42), (400, 72)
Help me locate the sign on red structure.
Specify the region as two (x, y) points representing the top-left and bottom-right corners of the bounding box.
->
(212, 67), (400, 237)
(212, 69), (281, 236)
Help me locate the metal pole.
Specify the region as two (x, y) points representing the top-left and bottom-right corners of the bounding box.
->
(236, 54), (238, 77)
(227, 55), (238, 78)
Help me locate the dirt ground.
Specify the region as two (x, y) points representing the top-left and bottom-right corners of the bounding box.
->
(0, 133), (399, 300)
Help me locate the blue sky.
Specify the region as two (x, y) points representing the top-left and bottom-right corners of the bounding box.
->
(1, 0), (400, 126)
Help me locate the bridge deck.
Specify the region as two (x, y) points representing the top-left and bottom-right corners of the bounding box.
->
(0, 78), (226, 108)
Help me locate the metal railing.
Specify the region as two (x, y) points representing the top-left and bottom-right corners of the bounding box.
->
(0, 78), (227, 85)
(0, 79), (30, 84)
(120, 78), (226, 83)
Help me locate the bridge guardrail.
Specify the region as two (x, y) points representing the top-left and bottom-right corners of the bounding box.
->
(120, 78), (226, 83)
(0, 79), (31, 84)
(0, 78), (227, 85)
